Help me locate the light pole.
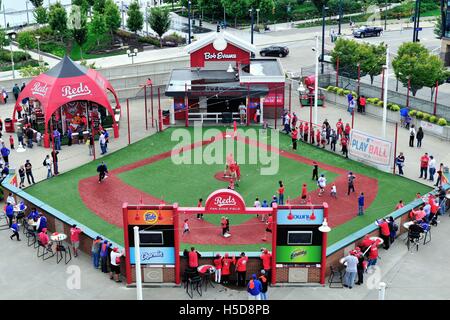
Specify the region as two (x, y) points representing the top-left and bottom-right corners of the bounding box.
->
(314, 36), (319, 126)
(223, 6), (226, 28)
(26, 1), (30, 25)
(188, 0), (192, 44)
(35, 35), (41, 66)
(382, 45), (389, 138)
(321, 5), (328, 74)
(127, 48), (138, 64)
(145, 2), (149, 36)
(256, 8), (260, 26)
(5, 33), (16, 79)
(249, 7), (254, 45)
(338, 0), (342, 35)
(384, 0), (387, 31)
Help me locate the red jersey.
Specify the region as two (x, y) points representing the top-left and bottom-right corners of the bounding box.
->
(278, 186), (285, 195)
(341, 137), (348, 146)
(368, 245), (378, 259)
(420, 155), (429, 168)
(344, 125), (351, 134)
(395, 203), (404, 210)
(188, 251), (199, 268)
(221, 218), (227, 228)
(316, 130), (321, 140)
(299, 123), (304, 133)
(360, 237), (373, 249)
(38, 232), (49, 246)
(336, 121), (343, 132)
(266, 216), (273, 231)
(291, 130), (298, 140)
(260, 252), (272, 270)
(9, 136), (13, 144)
(70, 227), (82, 242)
(236, 256), (248, 272)
(235, 165), (241, 179)
(213, 257), (222, 270)
(304, 124), (309, 132)
(229, 163), (237, 173)
(379, 221), (390, 236)
(222, 257), (235, 275)
(301, 185), (308, 197)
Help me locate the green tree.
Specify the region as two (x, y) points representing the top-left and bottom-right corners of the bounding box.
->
(148, 7), (171, 47)
(221, 0), (250, 27)
(104, 0), (121, 37)
(49, 3), (68, 41)
(17, 32), (37, 58)
(359, 42), (386, 85)
(69, 5), (88, 59)
(90, 12), (107, 45)
(331, 38), (363, 79)
(33, 6), (48, 24)
(392, 42), (448, 97)
(197, 0), (222, 21)
(311, 0), (328, 12)
(72, 0), (89, 15)
(257, 0), (275, 23)
(434, 14), (442, 39)
(30, 0), (44, 8)
(93, 0), (106, 14)
(0, 29), (8, 49)
(127, 0), (144, 34)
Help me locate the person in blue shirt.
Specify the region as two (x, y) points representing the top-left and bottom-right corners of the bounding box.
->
(1, 144), (10, 164)
(261, 200), (268, 208)
(5, 202), (14, 228)
(247, 274), (263, 300)
(27, 207), (39, 221)
(36, 213), (47, 233)
(10, 219), (20, 241)
(19, 201), (25, 211)
(400, 107), (410, 128)
(53, 129), (61, 150)
(358, 192), (365, 216)
(270, 195), (277, 207)
(103, 130), (109, 152)
(100, 240), (110, 273)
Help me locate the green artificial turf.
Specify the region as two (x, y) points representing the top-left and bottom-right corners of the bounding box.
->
(25, 126), (431, 248)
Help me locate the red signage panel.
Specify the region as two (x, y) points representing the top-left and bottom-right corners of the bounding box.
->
(204, 189), (247, 214)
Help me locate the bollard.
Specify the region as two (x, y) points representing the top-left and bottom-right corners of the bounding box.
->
(378, 282), (386, 300)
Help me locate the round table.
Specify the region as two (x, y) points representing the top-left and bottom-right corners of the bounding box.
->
(369, 236), (384, 246)
(27, 219), (38, 227)
(197, 265), (216, 291)
(403, 221), (415, 230)
(13, 205), (27, 213)
(51, 233), (67, 242)
(197, 264), (216, 274)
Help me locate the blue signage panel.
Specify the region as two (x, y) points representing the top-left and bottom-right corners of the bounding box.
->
(129, 247), (175, 265)
(277, 209), (324, 225)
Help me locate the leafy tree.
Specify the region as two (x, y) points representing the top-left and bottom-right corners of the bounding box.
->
(0, 29), (7, 49)
(30, 0), (44, 8)
(221, 0), (250, 27)
(33, 6), (48, 24)
(104, 0), (121, 36)
(69, 5), (88, 59)
(19, 65), (49, 77)
(434, 14), (442, 39)
(257, 0), (275, 22)
(359, 42), (386, 85)
(311, 0), (328, 12)
(71, 0), (89, 15)
(392, 42), (448, 97)
(127, 0), (144, 34)
(148, 7), (171, 46)
(48, 3), (68, 41)
(331, 38), (363, 79)
(17, 32), (37, 55)
(90, 12), (107, 45)
(197, 0), (222, 21)
(93, 0), (106, 14)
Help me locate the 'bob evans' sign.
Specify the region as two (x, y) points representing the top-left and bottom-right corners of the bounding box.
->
(204, 52), (237, 60)
(349, 129), (392, 166)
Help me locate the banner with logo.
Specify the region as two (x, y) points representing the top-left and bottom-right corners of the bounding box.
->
(127, 209), (173, 225)
(204, 189), (247, 214)
(129, 247), (175, 265)
(349, 129), (392, 166)
(276, 246), (322, 264)
(277, 209), (324, 225)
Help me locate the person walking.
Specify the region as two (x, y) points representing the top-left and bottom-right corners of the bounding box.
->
(51, 150), (59, 175)
(18, 165), (25, 188)
(419, 153), (429, 179)
(239, 102), (246, 125)
(357, 192), (365, 216)
(291, 127), (298, 150)
(26, 127), (33, 148)
(5, 202), (14, 228)
(330, 129), (337, 152)
(376, 219), (391, 250)
(12, 84), (20, 101)
(53, 128), (61, 151)
(196, 198), (203, 220)
(97, 161), (108, 183)
(44, 155), (52, 179)
(1, 144), (10, 164)
(342, 252), (358, 289)
(236, 252), (249, 287)
(278, 181), (285, 205)
(24, 160), (35, 185)
(317, 174), (327, 196)
(341, 135), (349, 158)
(303, 122), (309, 142)
(9, 135), (14, 150)
(428, 155), (436, 182)
(416, 127), (424, 148)
(359, 95), (366, 114)
(67, 127), (73, 146)
(282, 112), (291, 134)
(99, 132), (107, 155)
(247, 274), (262, 300)
(435, 163), (444, 187)
(88, 134), (94, 156)
(347, 172), (356, 195)
(395, 152), (405, 175)
(10, 219), (20, 241)
(409, 125), (416, 147)
(312, 161), (319, 181)
(91, 236), (102, 269)
(259, 270), (269, 300)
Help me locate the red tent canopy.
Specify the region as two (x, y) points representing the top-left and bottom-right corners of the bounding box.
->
(14, 56), (120, 144)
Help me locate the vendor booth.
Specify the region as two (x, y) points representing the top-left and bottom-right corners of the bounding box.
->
(165, 31), (286, 125)
(13, 56), (120, 148)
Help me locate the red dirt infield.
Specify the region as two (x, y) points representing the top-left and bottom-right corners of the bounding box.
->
(78, 133), (378, 245)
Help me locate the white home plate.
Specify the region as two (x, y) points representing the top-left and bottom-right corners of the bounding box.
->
(225, 134), (232, 138)
(223, 233), (231, 238)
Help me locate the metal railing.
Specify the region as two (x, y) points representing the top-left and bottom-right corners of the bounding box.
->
(188, 112), (241, 124)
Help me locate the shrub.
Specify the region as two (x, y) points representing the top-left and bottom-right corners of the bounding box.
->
(415, 111), (424, 119)
(137, 36), (160, 46)
(326, 85), (335, 92)
(351, 91), (358, 98)
(422, 113), (431, 122)
(377, 101), (384, 107)
(437, 118), (448, 126)
(343, 89), (351, 95)
(391, 105), (400, 112)
(429, 115), (437, 123)
(336, 88), (345, 96)
(162, 32), (185, 44)
(409, 109), (417, 117)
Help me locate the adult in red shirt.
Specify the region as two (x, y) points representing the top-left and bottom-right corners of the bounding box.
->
(263, 214), (273, 241)
(291, 128), (298, 150)
(395, 200), (404, 210)
(278, 180), (285, 205)
(299, 122), (304, 136)
(344, 123), (351, 138)
(359, 235), (374, 257)
(213, 254), (222, 283)
(70, 224), (82, 257)
(367, 241), (379, 268)
(188, 247), (200, 269)
(341, 136), (349, 158)
(221, 253), (235, 285)
(315, 129), (321, 147)
(235, 164), (241, 184)
(419, 153), (430, 179)
(376, 219), (391, 250)
(235, 252), (249, 287)
(336, 119), (343, 139)
(303, 123), (309, 142)
(260, 249), (272, 284)
(301, 183), (308, 203)
(221, 216), (228, 236)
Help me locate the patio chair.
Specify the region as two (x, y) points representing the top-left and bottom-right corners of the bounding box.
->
(56, 244), (72, 264)
(329, 265), (344, 288)
(37, 240), (55, 260)
(186, 274), (203, 299)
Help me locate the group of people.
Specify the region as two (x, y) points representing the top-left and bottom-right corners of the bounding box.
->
(185, 247), (272, 300)
(347, 92), (367, 115)
(91, 236), (125, 283)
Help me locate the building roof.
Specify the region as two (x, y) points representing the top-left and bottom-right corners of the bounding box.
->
(185, 31), (257, 55)
(240, 59), (285, 83)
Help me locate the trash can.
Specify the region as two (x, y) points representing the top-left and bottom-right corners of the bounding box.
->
(221, 112), (232, 124)
(5, 118), (14, 133)
(163, 110), (170, 125)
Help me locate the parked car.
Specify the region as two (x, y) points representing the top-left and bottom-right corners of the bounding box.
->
(353, 26), (383, 38)
(259, 46), (289, 57)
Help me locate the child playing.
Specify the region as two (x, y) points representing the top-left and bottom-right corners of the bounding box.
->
(330, 184), (337, 198)
(183, 219), (190, 235)
(9, 135), (14, 150)
(228, 178), (235, 190)
(301, 183), (308, 204)
(317, 174), (327, 196)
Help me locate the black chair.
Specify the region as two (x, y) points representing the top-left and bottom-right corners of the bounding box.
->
(26, 229), (37, 247)
(329, 265), (344, 288)
(187, 275), (203, 299)
(423, 228), (431, 245)
(56, 244), (72, 264)
(407, 231), (421, 252)
(37, 240), (55, 260)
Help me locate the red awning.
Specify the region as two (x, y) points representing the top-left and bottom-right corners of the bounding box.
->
(13, 56), (120, 136)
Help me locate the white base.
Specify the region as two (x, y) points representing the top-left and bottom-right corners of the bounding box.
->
(223, 233), (231, 238)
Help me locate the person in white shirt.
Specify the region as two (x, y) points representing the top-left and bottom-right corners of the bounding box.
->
(45, 155), (52, 179)
(99, 133), (107, 155)
(317, 174), (327, 196)
(36, 131), (42, 147)
(6, 193), (16, 206)
(428, 155), (436, 182)
(239, 103), (247, 124)
(254, 197), (261, 208)
(110, 247), (124, 283)
(330, 184), (337, 198)
(409, 125), (416, 147)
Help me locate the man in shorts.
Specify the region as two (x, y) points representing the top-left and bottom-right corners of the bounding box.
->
(110, 247), (124, 283)
(70, 224), (83, 257)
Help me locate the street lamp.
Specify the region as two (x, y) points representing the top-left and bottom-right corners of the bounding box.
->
(5, 33), (16, 79)
(188, 0), (191, 44)
(338, 0), (342, 35)
(256, 8), (260, 27)
(35, 35), (41, 66)
(127, 48), (138, 64)
(249, 7), (255, 45)
(321, 5), (329, 74)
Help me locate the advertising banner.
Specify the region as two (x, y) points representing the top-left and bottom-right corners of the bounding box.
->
(129, 247), (175, 265)
(276, 246), (322, 264)
(277, 209), (324, 225)
(127, 209), (173, 226)
(349, 129), (392, 166)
